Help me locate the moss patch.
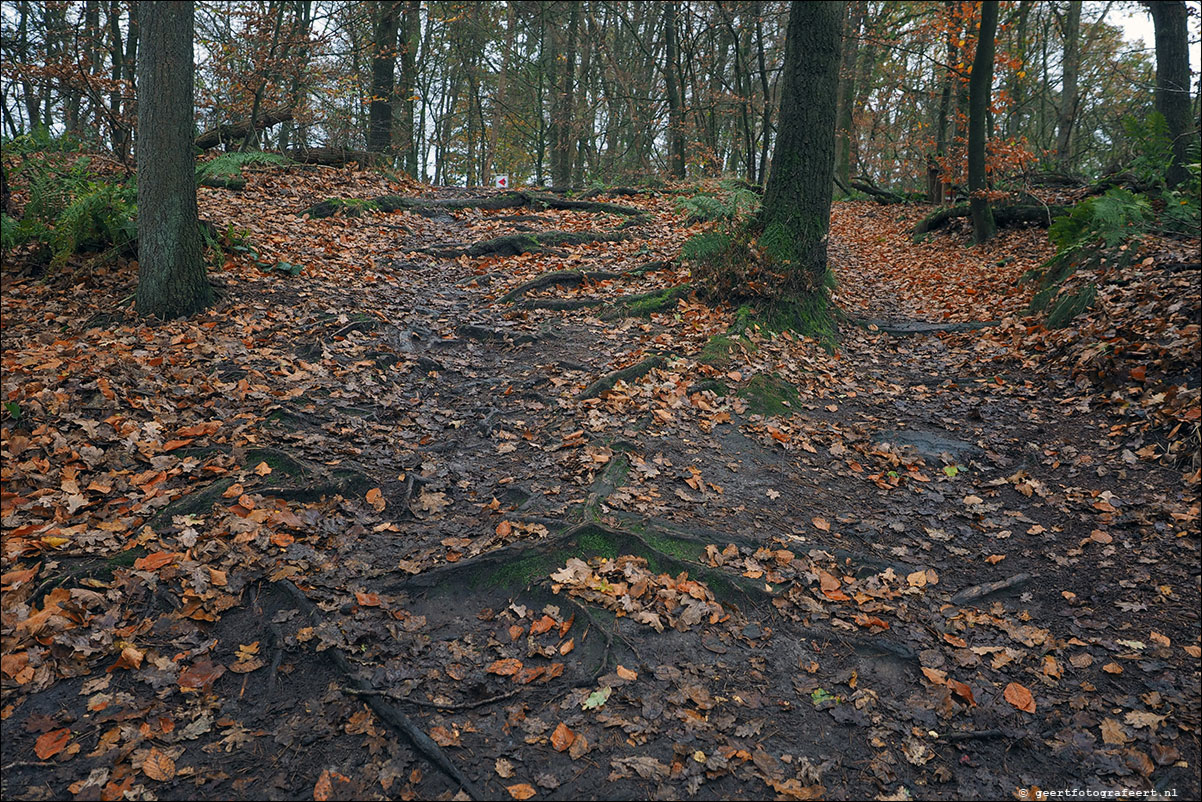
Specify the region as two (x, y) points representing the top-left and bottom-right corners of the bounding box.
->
(697, 334), (753, 368)
(738, 373), (799, 417)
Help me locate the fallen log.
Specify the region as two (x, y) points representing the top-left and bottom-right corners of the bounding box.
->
(912, 203), (1068, 239)
(850, 178), (905, 204)
(286, 146), (383, 167)
(195, 108), (292, 150)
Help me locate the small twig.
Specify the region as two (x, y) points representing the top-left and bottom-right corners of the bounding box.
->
(938, 729), (1006, 743)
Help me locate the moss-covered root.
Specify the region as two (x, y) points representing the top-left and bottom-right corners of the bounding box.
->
(578, 355), (666, 400)
(499, 269), (627, 303)
(427, 230), (629, 259)
(600, 284), (691, 320)
(738, 373), (800, 417)
(385, 522), (766, 606)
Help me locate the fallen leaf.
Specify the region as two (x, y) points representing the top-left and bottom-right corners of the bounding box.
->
(1003, 682), (1035, 713)
(141, 747), (176, 781)
(550, 722), (576, 752)
(34, 728), (70, 760)
(507, 783), (537, 800)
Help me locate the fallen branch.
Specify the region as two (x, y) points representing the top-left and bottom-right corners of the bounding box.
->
(850, 178), (905, 204)
(286, 146), (382, 167)
(195, 109), (292, 150)
(275, 579), (482, 800)
(950, 573), (1031, 606)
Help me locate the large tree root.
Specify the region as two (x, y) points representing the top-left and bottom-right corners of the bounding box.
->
(578, 355), (667, 399)
(301, 190), (650, 224)
(912, 203), (1068, 239)
(427, 230), (631, 258)
(499, 260), (675, 303)
(274, 579), (483, 800)
(853, 317), (999, 335)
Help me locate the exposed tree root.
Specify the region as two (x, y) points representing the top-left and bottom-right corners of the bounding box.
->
(578, 355), (667, 399)
(198, 175), (247, 190)
(853, 317), (999, 335)
(425, 230), (630, 258)
(301, 190), (650, 224)
(274, 579), (483, 800)
(599, 284), (692, 320)
(499, 269), (629, 302)
(456, 324), (538, 345)
(912, 203), (1068, 239)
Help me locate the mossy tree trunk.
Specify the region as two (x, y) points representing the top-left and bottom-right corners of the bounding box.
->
(1149, 0), (1195, 188)
(757, 0), (842, 329)
(967, 0), (998, 244)
(135, 1), (213, 320)
(1054, 0), (1081, 168)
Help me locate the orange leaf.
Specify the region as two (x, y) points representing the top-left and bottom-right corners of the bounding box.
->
(176, 421), (221, 438)
(34, 728), (71, 760)
(162, 438), (193, 452)
(811, 517), (830, 532)
(550, 722), (576, 752)
(253, 461), (273, 476)
(134, 551), (178, 572)
(487, 658), (523, 676)
(496, 520), (513, 537)
(355, 592), (382, 607)
(921, 667), (947, 685)
(366, 487), (386, 512)
(507, 783), (537, 800)
(948, 679), (976, 706)
(141, 747), (176, 781)
(1003, 681), (1036, 713)
(853, 613), (889, 630)
(530, 615), (556, 635)
(1129, 365), (1146, 382)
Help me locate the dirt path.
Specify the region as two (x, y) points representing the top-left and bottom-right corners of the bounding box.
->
(2, 172), (1197, 801)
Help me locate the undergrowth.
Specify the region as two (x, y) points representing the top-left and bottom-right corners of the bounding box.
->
(1024, 113), (1200, 328)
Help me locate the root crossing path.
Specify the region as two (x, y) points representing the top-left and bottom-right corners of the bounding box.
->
(2, 172), (1197, 802)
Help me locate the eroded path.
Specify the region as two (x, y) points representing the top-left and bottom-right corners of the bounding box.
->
(2, 167), (1198, 801)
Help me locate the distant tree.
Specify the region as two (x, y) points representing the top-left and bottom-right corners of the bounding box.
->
(756, 0), (842, 333)
(968, 0), (998, 244)
(1147, 0), (1195, 187)
(1055, 0), (1082, 167)
(367, 1), (400, 155)
(135, 1), (212, 320)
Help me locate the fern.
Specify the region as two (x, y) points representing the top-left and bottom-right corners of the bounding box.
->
(677, 186), (760, 223)
(195, 151), (287, 182)
(1049, 189), (1151, 252)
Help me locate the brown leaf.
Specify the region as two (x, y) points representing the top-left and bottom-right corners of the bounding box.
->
(34, 728), (70, 760)
(947, 679), (976, 707)
(487, 658), (523, 676)
(507, 783), (537, 800)
(366, 487), (386, 511)
(549, 722), (576, 752)
(811, 517), (830, 532)
(141, 747), (176, 781)
(1003, 682), (1036, 713)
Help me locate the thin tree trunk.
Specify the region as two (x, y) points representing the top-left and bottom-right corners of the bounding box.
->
(834, 0), (865, 194)
(135, 0), (212, 320)
(1055, 0), (1080, 167)
(968, 0), (998, 243)
(664, 1), (685, 179)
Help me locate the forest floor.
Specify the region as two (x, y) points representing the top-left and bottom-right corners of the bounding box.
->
(2, 163), (1199, 802)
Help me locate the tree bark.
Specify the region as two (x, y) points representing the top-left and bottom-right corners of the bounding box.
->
(135, 1), (212, 320)
(664, 1), (685, 179)
(1054, 0), (1080, 167)
(968, 0), (998, 244)
(367, 1), (400, 154)
(758, 0), (842, 328)
(1148, 0), (1195, 187)
(398, 0), (420, 177)
(551, 1), (579, 188)
(834, 0), (865, 194)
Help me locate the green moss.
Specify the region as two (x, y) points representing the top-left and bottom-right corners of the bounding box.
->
(697, 335), (738, 367)
(620, 286), (688, 318)
(738, 372), (800, 417)
(1046, 283), (1096, 328)
(643, 532), (706, 562)
(689, 379), (729, 396)
(107, 547), (147, 569)
(245, 448), (308, 484)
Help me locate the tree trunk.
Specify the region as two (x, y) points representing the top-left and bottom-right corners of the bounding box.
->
(758, 0), (842, 330)
(1148, 0), (1195, 188)
(834, 0), (865, 194)
(664, 1), (685, 179)
(968, 0), (998, 244)
(551, 1), (579, 188)
(1054, 0), (1080, 167)
(484, 0), (514, 185)
(367, 1), (400, 154)
(135, 1), (212, 320)
(398, 0), (420, 177)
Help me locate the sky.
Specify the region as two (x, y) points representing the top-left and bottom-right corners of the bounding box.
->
(1114, 1), (1202, 74)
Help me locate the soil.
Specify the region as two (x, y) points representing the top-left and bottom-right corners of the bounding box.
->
(2, 168), (1198, 802)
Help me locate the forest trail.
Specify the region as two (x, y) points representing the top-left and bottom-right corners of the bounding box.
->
(2, 165), (1198, 801)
